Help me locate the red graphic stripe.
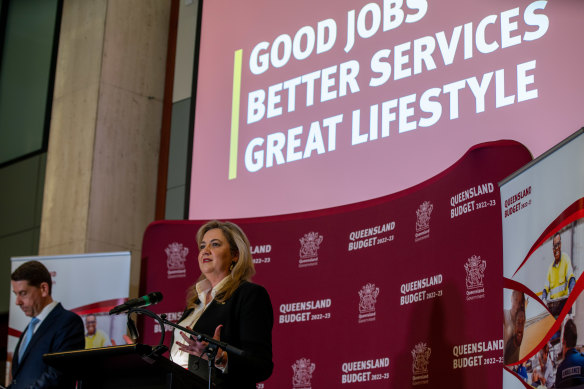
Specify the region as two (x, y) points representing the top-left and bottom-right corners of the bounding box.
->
(503, 278), (548, 312)
(70, 298), (127, 315)
(513, 198), (584, 276)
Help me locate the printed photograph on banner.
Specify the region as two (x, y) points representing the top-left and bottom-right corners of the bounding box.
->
(503, 288), (527, 365)
(82, 313), (126, 348)
(504, 222), (584, 387)
(510, 314), (584, 389)
(513, 225), (584, 319)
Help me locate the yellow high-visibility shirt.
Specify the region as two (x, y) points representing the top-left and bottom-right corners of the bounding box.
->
(545, 253), (574, 300)
(85, 330), (108, 349)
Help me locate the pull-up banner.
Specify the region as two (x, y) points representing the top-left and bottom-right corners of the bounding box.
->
(501, 129), (584, 389)
(143, 140), (531, 387)
(7, 252), (131, 384)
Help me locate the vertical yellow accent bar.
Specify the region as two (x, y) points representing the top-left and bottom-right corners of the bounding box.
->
(229, 49), (243, 180)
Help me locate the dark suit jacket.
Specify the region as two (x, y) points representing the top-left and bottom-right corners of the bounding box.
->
(175, 281), (274, 389)
(10, 303), (85, 389)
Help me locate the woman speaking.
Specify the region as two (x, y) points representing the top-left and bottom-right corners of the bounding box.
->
(170, 220), (274, 388)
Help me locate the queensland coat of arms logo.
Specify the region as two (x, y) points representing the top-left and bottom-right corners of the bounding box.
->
(358, 283), (380, 323)
(415, 201), (433, 242)
(292, 358), (316, 388)
(298, 232), (323, 267)
(165, 242), (189, 279)
(411, 342), (431, 385)
(465, 255), (486, 290)
(416, 201), (433, 232)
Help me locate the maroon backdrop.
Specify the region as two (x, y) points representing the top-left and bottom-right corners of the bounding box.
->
(140, 140), (532, 388)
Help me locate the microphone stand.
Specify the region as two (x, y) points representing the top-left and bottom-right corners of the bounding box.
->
(126, 307), (245, 389)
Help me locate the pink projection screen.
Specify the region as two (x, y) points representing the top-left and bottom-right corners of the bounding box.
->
(189, 0), (584, 219)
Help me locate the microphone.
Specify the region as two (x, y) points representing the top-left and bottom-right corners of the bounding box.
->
(109, 292), (163, 315)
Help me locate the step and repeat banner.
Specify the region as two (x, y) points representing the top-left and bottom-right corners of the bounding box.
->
(141, 141), (532, 388)
(501, 129), (584, 389)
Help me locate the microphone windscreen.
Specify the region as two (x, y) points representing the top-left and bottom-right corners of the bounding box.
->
(148, 292), (163, 305)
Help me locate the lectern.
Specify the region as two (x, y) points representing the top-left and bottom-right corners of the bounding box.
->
(43, 344), (216, 389)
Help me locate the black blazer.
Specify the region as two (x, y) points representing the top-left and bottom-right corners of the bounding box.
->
(10, 302), (85, 389)
(175, 281), (274, 389)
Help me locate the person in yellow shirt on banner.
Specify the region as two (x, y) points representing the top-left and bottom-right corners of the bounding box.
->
(84, 314), (110, 349)
(542, 233), (576, 317)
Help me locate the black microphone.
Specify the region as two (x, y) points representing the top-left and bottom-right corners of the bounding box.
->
(109, 292), (163, 315)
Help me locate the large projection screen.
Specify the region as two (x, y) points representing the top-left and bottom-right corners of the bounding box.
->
(189, 0), (583, 219)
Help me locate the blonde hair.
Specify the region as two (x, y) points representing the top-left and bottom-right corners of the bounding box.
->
(186, 220), (255, 307)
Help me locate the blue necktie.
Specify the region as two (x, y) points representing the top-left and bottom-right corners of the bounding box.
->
(19, 317), (39, 362)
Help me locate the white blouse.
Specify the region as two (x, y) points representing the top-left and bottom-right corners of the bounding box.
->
(170, 277), (230, 368)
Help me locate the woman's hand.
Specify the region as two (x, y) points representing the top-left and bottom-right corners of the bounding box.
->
(212, 324), (228, 369)
(176, 324), (227, 368)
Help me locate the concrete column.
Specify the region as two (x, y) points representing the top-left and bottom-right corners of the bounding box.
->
(40, 0), (170, 296)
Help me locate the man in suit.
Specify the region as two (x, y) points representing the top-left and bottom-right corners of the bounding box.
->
(9, 260), (85, 389)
